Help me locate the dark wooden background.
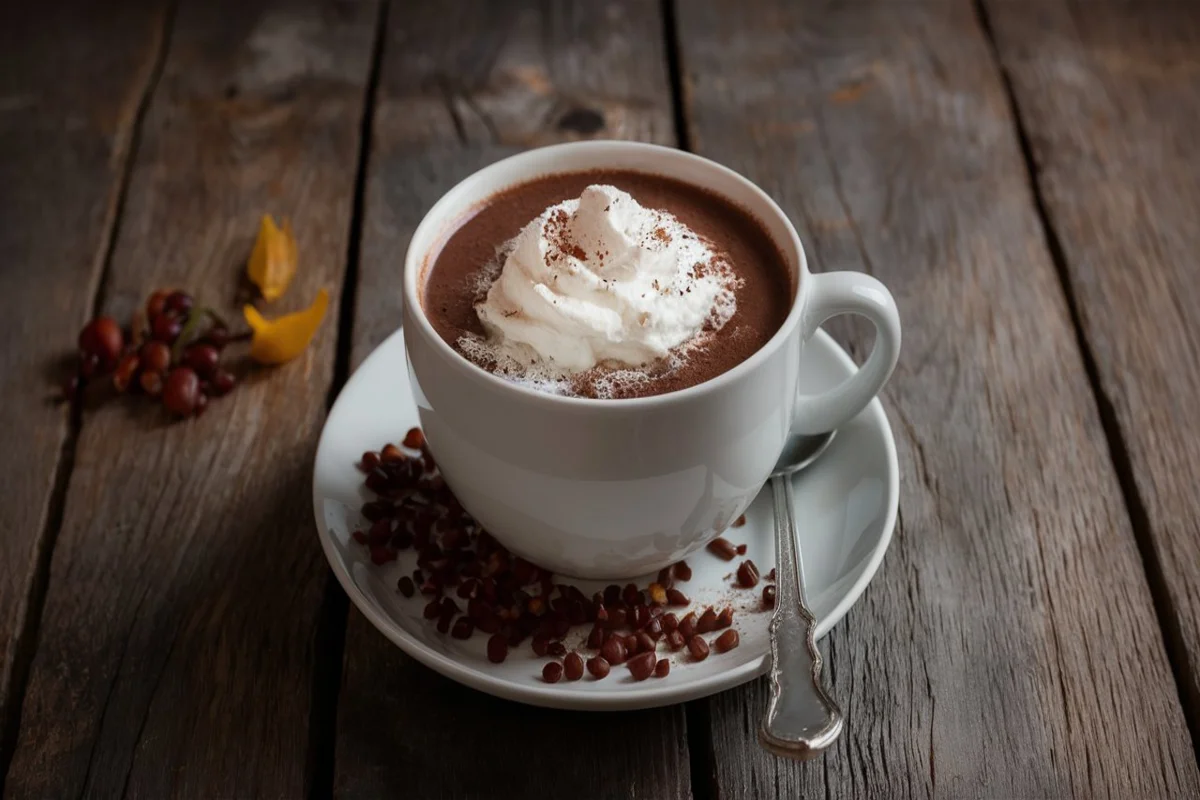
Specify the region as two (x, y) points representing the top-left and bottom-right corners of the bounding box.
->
(2, 0), (1198, 797)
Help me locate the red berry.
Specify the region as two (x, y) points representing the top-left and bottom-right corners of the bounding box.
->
(146, 290), (170, 320)
(165, 291), (194, 315)
(162, 367), (200, 416)
(210, 369), (236, 396)
(78, 316), (123, 366)
(140, 340), (171, 373)
(152, 313), (182, 344)
(194, 393), (210, 417)
(183, 344), (220, 377)
(112, 354), (140, 393)
(140, 370), (164, 396)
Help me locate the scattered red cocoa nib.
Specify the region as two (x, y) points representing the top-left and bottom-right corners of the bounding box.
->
(706, 537), (737, 561)
(352, 428), (750, 680)
(736, 559), (760, 588)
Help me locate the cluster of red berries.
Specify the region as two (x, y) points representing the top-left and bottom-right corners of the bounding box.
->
(67, 289), (239, 417)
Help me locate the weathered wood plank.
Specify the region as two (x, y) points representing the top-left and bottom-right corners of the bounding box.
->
(0, 0), (168, 785)
(675, 0), (1200, 796)
(984, 0), (1200, 737)
(3, 1), (378, 796)
(334, 2), (690, 797)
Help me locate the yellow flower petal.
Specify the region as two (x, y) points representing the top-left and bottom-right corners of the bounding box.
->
(247, 214), (298, 301)
(244, 289), (329, 364)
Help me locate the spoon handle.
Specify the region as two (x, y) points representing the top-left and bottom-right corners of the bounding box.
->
(760, 474), (843, 759)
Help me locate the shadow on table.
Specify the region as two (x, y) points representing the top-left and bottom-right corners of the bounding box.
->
(334, 612), (692, 798)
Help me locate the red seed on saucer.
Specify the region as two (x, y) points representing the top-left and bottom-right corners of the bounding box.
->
(666, 588), (690, 606)
(451, 617), (474, 640)
(564, 652), (584, 681)
(679, 612), (697, 639)
(736, 543), (747, 555)
(688, 635), (710, 661)
(737, 559), (760, 588)
(397, 576), (415, 598)
(487, 634), (508, 663)
(636, 632), (656, 654)
(628, 651), (656, 681)
(716, 606), (734, 629)
(601, 637), (627, 665)
(697, 607), (718, 634)
(587, 625), (605, 649)
(762, 585), (777, 609)
(633, 605), (651, 630)
(707, 537), (737, 561)
(655, 658), (670, 678)
(714, 629), (740, 653)
(403, 427), (425, 448)
(657, 567), (674, 588)
(733, 514), (747, 528)
(547, 641), (567, 657)
(674, 560), (693, 581)
(662, 613), (679, 632)
(666, 631), (686, 651)
(587, 656), (611, 679)
(543, 661), (564, 683)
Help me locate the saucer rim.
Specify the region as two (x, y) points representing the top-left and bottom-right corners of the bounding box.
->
(313, 327), (898, 711)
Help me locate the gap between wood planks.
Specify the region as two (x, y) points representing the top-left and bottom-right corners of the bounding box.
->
(0, 3), (179, 793)
(972, 0), (1200, 765)
(306, 2), (391, 799)
(660, 1), (726, 798)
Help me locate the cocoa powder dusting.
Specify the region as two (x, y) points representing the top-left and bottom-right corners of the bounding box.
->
(423, 169), (793, 399)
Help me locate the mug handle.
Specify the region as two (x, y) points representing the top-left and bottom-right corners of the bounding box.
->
(792, 271), (901, 434)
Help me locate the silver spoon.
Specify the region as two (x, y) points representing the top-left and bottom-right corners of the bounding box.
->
(759, 430), (843, 760)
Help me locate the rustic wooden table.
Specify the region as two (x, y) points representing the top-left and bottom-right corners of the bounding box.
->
(3, 0), (1199, 797)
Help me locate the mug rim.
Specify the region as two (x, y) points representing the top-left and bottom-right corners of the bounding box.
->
(402, 140), (810, 411)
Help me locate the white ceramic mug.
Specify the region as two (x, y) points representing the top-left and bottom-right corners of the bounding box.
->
(402, 141), (900, 579)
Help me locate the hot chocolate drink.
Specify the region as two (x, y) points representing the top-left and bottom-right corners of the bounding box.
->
(423, 169), (792, 399)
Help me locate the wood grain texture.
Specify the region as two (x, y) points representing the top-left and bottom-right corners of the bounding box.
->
(334, 2), (690, 798)
(0, 0), (168, 783)
(984, 0), (1200, 735)
(349, 0), (675, 363)
(675, 0), (1200, 797)
(3, 0), (378, 796)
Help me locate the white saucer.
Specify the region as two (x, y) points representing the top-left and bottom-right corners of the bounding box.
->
(314, 328), (898, 711)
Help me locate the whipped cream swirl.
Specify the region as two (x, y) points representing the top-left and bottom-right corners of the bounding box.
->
(472, 185), (737, 373)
